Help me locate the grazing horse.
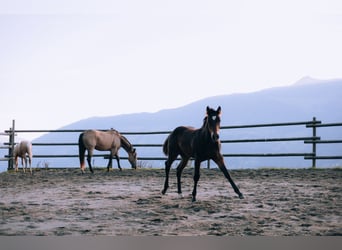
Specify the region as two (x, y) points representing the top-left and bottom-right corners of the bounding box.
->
(162, 106), (244, 201)
(78, 129), (137, 173)
(14, 141), (33, 174)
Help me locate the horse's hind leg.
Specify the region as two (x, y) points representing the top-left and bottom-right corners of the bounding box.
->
(87, 150), (94, 173)
(15, 157), (19, 172)
(191, 159), (201, 202)
(29, 155), (32, 174)
(22, 157), (26, 173)
(25, 157), (28, 173)
(176, 157), (189, 195)
(162, 154), (177, 195)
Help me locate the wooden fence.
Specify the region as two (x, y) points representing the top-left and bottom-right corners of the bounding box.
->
(1, 117), (342, 170)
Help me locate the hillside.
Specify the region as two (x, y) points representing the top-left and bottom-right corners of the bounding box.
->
(39, 77), (342, 130)
(2, 78), (341, 170)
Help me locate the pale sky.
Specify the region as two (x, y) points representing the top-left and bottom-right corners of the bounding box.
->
(0, 0), (341, 139)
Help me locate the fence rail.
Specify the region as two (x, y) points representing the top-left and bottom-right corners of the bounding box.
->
(2, 117), (342, 170)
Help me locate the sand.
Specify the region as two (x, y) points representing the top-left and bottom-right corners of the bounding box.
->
(0, 167), (341, 236)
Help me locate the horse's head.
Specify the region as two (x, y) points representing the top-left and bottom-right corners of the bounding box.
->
(206, 106), (221, 142)
(128, 148), (137, 169)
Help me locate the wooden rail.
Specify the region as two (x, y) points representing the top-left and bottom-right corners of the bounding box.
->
(2, 117), (342, 170)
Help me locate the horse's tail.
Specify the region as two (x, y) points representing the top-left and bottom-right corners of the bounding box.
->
(27, 141), (33, 159)
(78, 133), (86, 171)
(163, 135), (169, 156)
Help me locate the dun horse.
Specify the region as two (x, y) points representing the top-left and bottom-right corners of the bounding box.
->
(162, 106), (244, 201)
(14, 141), (33, 174)
(78, 129), (137, 173)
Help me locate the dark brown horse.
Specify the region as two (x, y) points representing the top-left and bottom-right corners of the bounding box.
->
(162, 106), (244, 201)
(78, 129), (137, 173)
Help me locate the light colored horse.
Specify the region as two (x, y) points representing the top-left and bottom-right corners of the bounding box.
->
(78, 129), (137, 173)
(14, 141), (33, 174)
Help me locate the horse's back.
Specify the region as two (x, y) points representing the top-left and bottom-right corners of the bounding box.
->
(82, 129), (96, 137)
(15, 141), (32, 157)
(165, 126), (196, 157)
(171, 126), (196, 141)
(82, 129), (98, 141)
(82, 129), (120, 150)
(97, 130), (120, 148)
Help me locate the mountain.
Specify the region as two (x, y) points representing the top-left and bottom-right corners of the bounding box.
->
(4, 77), (342, 170)
(41, 77), (342, 129)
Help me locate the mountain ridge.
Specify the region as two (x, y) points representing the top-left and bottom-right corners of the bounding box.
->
(57, 77), (342, 131)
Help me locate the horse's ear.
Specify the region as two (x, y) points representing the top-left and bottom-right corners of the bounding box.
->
(133, 148), (136, 153)
(206, 106), (210, 114)
(217, 106), (221, 115)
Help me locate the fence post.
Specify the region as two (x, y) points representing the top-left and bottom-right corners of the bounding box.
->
(7, 120), (15, 170)
(311, 117), (317, 169)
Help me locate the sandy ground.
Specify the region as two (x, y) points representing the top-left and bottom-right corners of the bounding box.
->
(0, 167), (341, 236)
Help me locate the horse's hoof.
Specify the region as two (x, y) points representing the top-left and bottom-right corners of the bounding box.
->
(192, 197), (196, 202)
(238, 193), (244, 199)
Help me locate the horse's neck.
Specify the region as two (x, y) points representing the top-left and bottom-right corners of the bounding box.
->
(199, 117), (211, 139)
(120, 135), (133, 153)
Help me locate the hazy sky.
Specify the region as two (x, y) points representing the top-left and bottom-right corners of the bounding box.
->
(0, 0), (341, 139)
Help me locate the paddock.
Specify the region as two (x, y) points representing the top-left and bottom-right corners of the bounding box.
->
(0, 168), (341, 236)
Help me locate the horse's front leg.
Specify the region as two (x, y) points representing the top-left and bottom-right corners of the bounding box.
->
(213, 155), (244, 199)
(107, 152), (113, 172)
(114, 154), (122, 171)
(191, 159), (201, 202)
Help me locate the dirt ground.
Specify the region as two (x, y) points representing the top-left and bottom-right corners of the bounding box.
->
(0, 167), (341, 236)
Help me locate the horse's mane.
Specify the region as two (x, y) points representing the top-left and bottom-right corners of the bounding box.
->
(120, 134), (134, 152)
(107, 129), (133, 152)
(201, 116), (208, 129)
(110, 128), (119, 134)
